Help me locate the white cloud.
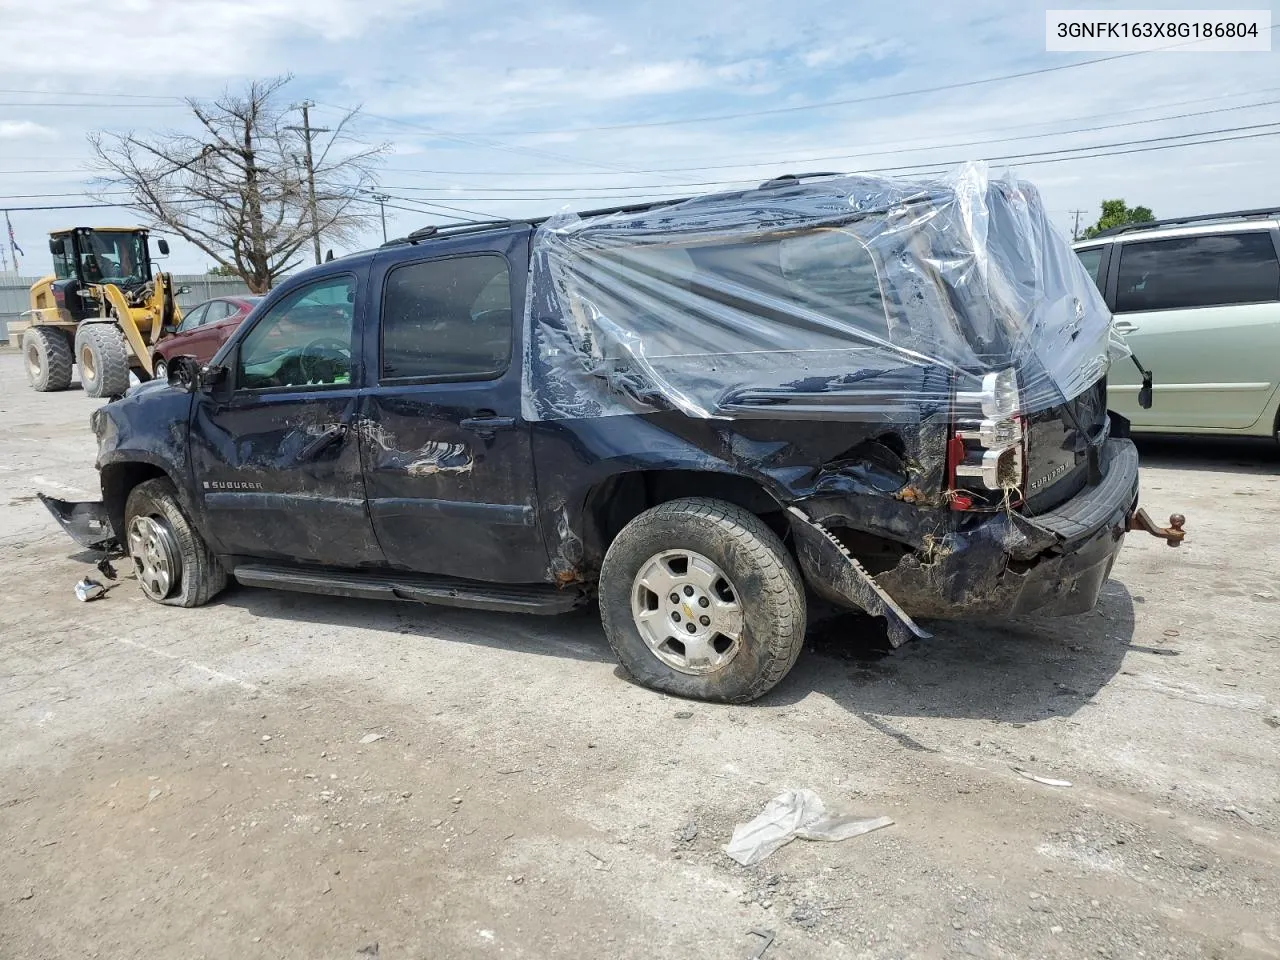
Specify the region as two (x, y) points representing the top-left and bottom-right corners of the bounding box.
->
(0, 120), (57, 140)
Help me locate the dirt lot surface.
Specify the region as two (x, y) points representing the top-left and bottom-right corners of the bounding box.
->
(2, 351), (1279, 960)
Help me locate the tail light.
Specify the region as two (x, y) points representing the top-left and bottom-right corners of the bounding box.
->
(947, 369), (1028, 510)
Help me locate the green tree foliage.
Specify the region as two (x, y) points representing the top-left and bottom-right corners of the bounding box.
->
(1081, 199), (1156, 239)
(206, 263), (239, 277)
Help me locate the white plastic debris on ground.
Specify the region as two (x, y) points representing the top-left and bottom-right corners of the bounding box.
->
(724, 789), (894, 866)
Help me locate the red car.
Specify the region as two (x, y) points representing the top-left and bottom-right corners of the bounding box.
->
(152, 296), (261, 378)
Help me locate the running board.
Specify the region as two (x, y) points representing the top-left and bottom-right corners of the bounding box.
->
(232, 564), (586, 615)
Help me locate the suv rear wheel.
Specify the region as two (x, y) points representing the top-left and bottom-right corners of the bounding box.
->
(124, 478), (226, 607)
(598, 497), (806, 703)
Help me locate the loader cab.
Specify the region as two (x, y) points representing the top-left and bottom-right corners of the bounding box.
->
(48, 227), (157, 291)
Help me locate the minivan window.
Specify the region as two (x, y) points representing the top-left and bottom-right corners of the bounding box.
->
(1115, 232), (1280, 312)
(381, 254), (512, 381)
(1073, 246), (1105, 293)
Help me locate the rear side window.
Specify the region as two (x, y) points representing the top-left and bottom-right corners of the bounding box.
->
(1115, 232), (1280, 312)
(1074, 246), (1105, 293)
(380, 254), (512, 381)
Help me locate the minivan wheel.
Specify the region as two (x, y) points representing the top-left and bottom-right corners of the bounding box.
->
(124, 478), (227, 607)
(599, 497), (807, 703)
(153, 357), (167, 381)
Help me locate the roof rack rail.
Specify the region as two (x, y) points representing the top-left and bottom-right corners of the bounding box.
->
(759, 171), (844, 189)
(1093, 206), (1280, 238)
(380, 219), (526, 247)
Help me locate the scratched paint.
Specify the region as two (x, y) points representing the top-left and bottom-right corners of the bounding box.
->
(356, 420), (475, 476)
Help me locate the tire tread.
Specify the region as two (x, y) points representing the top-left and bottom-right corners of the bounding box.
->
(599, 496), (806, 703)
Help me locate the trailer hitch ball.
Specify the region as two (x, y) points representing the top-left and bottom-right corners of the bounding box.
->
(1128, 508), (1186, 547)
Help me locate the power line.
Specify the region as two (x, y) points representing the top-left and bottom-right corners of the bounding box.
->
(9, 119), (1280, 207)
(0, 102), (178, 109)
(363, 119), (1280, 198)
(373, 86), (1280, 178)
(0, 88), (178, 100)
(316, 102), (686, 184)
(437, 27), (1279, 137)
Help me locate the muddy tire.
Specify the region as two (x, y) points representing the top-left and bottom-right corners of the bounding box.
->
(598, 497), (807, 703)
(75, 323), (131, 398)
(23, 327), (74, 392)
(124, 478), (226, 607)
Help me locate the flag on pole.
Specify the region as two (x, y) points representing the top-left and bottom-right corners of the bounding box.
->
(5, 211), (22, 270)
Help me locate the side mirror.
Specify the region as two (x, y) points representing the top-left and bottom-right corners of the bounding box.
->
(178, 285), (191, 295)
(166, 355), (201, 391)
(157, 238), (170, 256)
(49, 237), (66, 256)
(1138, 371), (1154, 410)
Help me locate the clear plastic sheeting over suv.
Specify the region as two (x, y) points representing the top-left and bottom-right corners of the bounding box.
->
(524, 163), (1124, 422)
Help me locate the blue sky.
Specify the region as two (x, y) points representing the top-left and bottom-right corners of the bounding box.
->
(0, 0), (1277, 275)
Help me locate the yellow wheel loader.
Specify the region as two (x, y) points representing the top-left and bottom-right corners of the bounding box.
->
(22, 227), (183, 398)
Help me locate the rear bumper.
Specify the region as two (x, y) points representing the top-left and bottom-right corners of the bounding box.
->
(873, 439), (1140, 619)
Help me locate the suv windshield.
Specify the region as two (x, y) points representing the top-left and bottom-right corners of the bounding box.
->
(79, 231), (148, 286)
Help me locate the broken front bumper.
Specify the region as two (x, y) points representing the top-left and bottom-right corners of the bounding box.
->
(38, 494), (118, 552)
(792, 439), (1164, 632)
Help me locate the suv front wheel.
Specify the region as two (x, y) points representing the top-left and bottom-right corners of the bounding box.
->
(598, 497), (806, 703)
(124, 478), (227, 607)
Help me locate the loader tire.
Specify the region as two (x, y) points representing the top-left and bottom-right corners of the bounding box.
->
(598, 497), (807, 703)
(23, 327), (74, 392)
(75, 323), (131, 398)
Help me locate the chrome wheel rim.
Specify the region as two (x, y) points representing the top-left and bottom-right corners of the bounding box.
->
(154, 359), (166, 379)
(630, 549), (744, 675)
(127, 515), (181, 601)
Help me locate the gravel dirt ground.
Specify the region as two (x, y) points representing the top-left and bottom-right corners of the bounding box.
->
(2, 351), (1278, 960)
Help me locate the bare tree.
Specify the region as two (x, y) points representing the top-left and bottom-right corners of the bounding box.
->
(90, 76), (387, 293)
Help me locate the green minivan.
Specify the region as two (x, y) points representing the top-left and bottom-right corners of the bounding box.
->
(1074, 210), (1280, 440)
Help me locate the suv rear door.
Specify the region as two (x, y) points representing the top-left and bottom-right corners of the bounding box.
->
(358, 227), (548, 583)
(1105, 228), (1280, 429)
(188, 270), (382, 566)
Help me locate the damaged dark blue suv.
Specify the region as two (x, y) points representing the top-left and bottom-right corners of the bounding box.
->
(43, 167), (1184, 702)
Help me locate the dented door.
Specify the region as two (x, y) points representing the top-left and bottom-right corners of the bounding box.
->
(189, 271), (383, 567)
(358, 229), (548, 583)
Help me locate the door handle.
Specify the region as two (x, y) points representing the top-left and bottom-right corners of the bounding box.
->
(298, 423), (348, 461)
(1113, 320), (1139, 334)
(460, 415), (515, 439)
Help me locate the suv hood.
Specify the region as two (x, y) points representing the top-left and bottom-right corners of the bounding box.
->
(523, 162), (1119, 423)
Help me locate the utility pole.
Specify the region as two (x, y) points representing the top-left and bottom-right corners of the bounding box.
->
(372, 193), (391, 242)
(285, 101), (331, 265)
(1070, 209), (1088, 241)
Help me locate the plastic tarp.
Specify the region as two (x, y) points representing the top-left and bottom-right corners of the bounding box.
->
(523, 163), (1122, 422)
(723, 789), (894, 866)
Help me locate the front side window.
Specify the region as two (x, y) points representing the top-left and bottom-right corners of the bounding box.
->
(236, 275), (355, 390)
(179, 303), (209, 333)
(380, 255), (512, 381)
(1116, 232), (1280, 312)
